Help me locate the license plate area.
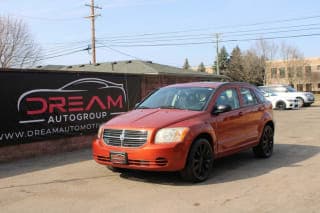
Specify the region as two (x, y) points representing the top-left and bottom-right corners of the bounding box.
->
(110, 151), (128, 164)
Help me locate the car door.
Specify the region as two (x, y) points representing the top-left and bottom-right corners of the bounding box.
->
(238, 87), (264, 144)
(211, 87), (248, 154)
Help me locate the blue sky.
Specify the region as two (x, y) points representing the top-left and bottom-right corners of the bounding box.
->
(2, 0), (320, 67)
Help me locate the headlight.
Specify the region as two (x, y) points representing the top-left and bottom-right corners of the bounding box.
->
(97, 126), (104, 139)
(306, 93), (313, 97)
(155, 127), (189, 144)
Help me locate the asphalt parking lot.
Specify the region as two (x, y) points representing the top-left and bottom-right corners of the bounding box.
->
(1, 105), (320, 213)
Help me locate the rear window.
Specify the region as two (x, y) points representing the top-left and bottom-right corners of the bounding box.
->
(254, 88), (267, 103)
(240, 88), (258, 106)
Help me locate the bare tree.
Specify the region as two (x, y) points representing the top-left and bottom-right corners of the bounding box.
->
(252, 38), (278, 84)
(279, 42), (309, 87)
(0, 16), (41, 68)
(254, 38), (278, 61)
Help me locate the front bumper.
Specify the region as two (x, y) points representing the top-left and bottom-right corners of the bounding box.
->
(92, 139), (189, 171)
(286, 100), (299, 109)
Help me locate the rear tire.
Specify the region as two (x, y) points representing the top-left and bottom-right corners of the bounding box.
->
(253, 125), (274, 158)
(180, 138), (214, 182)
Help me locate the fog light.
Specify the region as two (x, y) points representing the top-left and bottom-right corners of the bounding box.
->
(155, 157), (168, 166)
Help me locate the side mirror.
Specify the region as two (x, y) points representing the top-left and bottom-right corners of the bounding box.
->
(212, 104), (232, 115)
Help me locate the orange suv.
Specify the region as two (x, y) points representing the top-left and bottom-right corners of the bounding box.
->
(93, 82), (274, 182)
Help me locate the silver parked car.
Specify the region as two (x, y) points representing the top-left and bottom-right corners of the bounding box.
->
(259, 85), (315, 107)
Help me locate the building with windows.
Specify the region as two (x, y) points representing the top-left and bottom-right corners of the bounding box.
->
(265, 57), (320, 93)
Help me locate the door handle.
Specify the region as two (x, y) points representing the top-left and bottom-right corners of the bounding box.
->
(238, 112), (243, 116)
(258, 106), (265, 111)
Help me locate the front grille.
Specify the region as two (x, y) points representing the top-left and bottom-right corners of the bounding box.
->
(103, 129), (148, 147)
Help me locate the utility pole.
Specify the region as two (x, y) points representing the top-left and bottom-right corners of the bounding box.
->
(215, 33), (220, 75)
(85, 0), (101, 65)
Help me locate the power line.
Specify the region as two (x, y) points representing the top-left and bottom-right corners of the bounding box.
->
(96, 24), (320, 44)
(223, 26), (320, 38)
(7, 18), (320, 48)
(37, 49), (86, 61)
(9, 22), (319, 50)
(99, 23), (314, 41)
(11, 48), (88, 66)
(103, 32), (320, 47)
(21, 32), (320, 63)
(96, 14), (320, 39)
(42, 45), (89, 58)
(95, 27), (320, 45)
(96, 41), (143, 60)
(9, 13), (320, 65)
(223, 33), (320, 43)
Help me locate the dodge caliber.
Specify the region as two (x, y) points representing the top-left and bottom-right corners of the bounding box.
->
(92, 82), (274, 182)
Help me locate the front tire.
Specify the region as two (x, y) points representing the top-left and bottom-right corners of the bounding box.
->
(253, 125), (274, 158)
(297, 97), (304, 108)
(276, 101), (286, 110)
(107, 165), (124, 173)
(180, 138), (214, 182)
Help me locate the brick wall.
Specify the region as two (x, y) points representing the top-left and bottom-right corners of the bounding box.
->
(0, 135), (95, 162)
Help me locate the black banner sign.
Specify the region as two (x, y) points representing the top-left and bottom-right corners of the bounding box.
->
(0, 70), (141, 146)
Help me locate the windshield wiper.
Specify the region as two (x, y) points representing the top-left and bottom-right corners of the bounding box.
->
(137, 106), (151, 109)
(159, 105), (184, 110)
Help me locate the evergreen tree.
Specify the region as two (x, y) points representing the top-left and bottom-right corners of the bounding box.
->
(226, 46), (243, 81)
(197, 62), (206, 72)
(214, 46), (229, 74)
(182, 58), (190, 70)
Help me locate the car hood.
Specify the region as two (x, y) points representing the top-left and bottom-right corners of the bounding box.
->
(272, 93), (296, 99)
(104, 108), (206, 129)
(274, 91), (312, 97)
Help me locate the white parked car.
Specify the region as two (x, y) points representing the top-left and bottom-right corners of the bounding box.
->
(259, 85), (315, 107)
(260, 90), (299, 110)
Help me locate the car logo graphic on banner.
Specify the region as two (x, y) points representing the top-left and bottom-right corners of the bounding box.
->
(17, 78), (128, 125)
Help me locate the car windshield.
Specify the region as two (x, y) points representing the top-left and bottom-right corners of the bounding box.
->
(137, 87), (215, 111)
(285, 86), (297, 92)
(260, 89), (277, 96)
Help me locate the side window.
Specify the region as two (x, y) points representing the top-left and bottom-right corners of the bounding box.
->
(216, 88), (240, 110)
(254, 88), (267, 103)
(240, 88), (258, 106)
